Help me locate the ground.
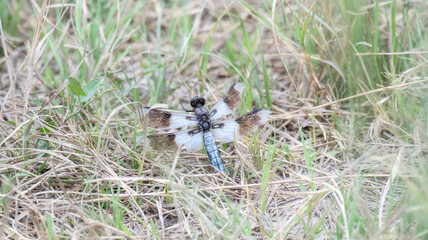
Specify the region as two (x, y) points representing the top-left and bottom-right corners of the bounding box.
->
(0, 0), (428, 239)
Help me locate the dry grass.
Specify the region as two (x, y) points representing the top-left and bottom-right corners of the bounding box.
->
(1, 0), (428, 239)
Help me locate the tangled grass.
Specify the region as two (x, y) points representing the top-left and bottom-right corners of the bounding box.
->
(1, 0), (427, 239)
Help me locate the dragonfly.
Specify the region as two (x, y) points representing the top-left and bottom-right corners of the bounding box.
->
(143, 82), (271, 174)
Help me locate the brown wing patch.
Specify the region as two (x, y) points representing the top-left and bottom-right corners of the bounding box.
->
(223, 83), (242, 110)
(147, 133), (178, 150)
(235, 109), (264, 136)
(144, 108), (172, 128)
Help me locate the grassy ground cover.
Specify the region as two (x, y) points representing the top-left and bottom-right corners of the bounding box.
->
(1, 0), (427, 239)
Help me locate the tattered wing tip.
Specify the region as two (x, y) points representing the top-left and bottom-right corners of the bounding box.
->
(256, 109), (272, 125)
(232, 82), (245, 94)
(142, 107), (151, 116)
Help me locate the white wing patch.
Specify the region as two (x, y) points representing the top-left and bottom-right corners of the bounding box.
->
(210, 82), (244, 121)
(169, 114), (198, 129)
(210, 101), (233, 120)
(212, 119), (241, 144)
(175, 130), (204, 152)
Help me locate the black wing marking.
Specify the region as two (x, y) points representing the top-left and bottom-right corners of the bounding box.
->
(143, 107), (198, 130)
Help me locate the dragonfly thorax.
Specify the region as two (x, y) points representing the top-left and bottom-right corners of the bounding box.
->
(198, 113), (212, 131)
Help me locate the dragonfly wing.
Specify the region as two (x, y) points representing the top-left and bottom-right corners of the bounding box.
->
(143, 107), (198, 130)
(209, 82), (244, 121)
(212, 109), (271, 143)
(147, 128), (204, 152)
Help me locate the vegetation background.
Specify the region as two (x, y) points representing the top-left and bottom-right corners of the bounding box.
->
(1, 0), (427, 239)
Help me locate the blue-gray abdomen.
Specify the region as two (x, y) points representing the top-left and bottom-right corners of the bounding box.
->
(203, 131), (224, 173)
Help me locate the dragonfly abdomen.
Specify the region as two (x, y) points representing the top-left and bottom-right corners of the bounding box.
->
(203, 131), (225, 173)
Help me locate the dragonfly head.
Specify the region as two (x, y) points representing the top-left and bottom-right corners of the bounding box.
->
(190, 96), (205, 108)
